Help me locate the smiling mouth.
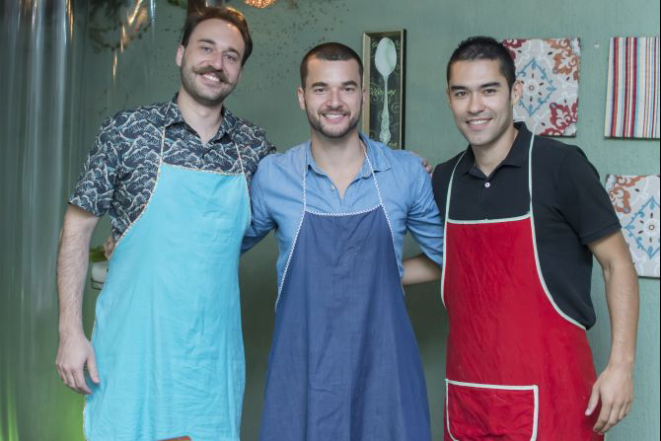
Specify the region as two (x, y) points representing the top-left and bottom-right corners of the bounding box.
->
(322, 112), (348, 122)
(201, 72), (223, 83)
(466, 118), (491, 128)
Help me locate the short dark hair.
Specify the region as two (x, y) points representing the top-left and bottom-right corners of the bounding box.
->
(446, 36), (516, 89)
(181, 6), (253, 66)
(300, 42), (363, 88)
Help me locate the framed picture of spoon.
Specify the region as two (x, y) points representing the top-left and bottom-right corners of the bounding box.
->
(362, 30), (406, 149)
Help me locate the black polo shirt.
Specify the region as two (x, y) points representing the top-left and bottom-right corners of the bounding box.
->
(432, 123), (621, 329)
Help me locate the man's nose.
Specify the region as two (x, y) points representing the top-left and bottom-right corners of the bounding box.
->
(327, 89), (342, 107)
(468, 94), (485, 114)
(207, 53), (224, 71)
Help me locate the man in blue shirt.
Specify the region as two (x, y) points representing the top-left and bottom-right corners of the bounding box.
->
(242, 43), (443, 441)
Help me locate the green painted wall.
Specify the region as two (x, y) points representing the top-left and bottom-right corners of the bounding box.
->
(2, 0), (657, 440)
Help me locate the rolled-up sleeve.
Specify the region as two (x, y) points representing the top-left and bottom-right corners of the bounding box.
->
(68, 118), (120, 217)
(407, 163), (444, 266)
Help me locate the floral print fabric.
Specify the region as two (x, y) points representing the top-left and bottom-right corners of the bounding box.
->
(502, 38), (581, 137)
(606, 174), (660, 278)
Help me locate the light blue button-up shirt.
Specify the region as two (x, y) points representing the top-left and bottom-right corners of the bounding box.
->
(242, 135), (444, 287)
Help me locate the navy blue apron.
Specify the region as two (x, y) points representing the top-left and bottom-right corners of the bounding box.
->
(259, 144), (431, 441)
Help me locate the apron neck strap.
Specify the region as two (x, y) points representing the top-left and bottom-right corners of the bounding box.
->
(362, 140), (386, 208)
(446, 133), (537, 218)
(526, 133), (535, 209)
(445, 150), (467, 221)
(159, 102), (172, 159)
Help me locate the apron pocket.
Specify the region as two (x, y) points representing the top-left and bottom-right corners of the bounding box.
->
(445, 379), (538, 441)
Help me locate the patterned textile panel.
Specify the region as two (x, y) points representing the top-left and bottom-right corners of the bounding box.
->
(502, 38), (581, 137)
(606, 174), (660, 278)
(605, 37), (660, 139)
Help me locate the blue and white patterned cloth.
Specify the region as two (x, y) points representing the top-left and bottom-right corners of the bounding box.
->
(69, 95), (275, 240)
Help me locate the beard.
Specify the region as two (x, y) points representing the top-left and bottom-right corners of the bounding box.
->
(305, 105), (361, 139)
(179, 62), (236, 107)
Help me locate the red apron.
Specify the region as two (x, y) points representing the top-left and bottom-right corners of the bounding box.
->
(441, 135), (603, 440)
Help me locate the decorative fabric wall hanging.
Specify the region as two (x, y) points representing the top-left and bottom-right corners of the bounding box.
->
(502, 38), (581, 137)
(606, 174), (660, 278)
(604, 37), (660, 139)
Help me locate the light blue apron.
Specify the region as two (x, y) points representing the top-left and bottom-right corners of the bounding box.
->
(84, 121), (250, 441)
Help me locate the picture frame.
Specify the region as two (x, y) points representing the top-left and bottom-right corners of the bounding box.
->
(362, 30), (406, 149)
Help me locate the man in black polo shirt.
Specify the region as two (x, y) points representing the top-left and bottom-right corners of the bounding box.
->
(403, 37), (638, 439)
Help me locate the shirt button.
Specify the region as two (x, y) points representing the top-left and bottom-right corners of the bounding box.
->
(330, 185), (336, 191)
(484, 182), (491, 188)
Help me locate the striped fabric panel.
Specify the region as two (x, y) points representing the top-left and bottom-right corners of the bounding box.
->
(605, 36), (660, 139)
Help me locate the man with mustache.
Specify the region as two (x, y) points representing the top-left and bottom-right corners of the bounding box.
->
(404, 36), (639, 439)
(55, 7), (274, 440)
(242, 42), (444, 441)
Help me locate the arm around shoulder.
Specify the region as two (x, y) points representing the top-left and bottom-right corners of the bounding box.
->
(402, 253), (442, 286)
(404, 154), (444, 275)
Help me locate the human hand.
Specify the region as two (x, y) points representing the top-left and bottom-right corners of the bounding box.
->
(103, 235), (116, 259)
(420, 156), (432, 175)
(55, 331), (99, 394)
(586, 363), (634, 433)
(409, 150), (433, 175)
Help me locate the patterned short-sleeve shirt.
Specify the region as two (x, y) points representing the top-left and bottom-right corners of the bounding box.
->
(69, 96), (276, 240)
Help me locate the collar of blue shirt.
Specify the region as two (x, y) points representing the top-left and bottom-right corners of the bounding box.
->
(301, 133), (392, 179)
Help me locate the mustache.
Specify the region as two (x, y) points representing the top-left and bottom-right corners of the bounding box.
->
(194, 66), (229, 83)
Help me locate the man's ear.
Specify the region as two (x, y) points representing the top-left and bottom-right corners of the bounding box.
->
(297, 87), (306, 111)
(175, 45), (185, 68)
(511, 79), (523, 106)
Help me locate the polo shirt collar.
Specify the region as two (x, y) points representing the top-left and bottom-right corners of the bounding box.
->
(460, 122), (532, 176)
(303, 133), (392, 178)
(501, 122), (531, 167)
